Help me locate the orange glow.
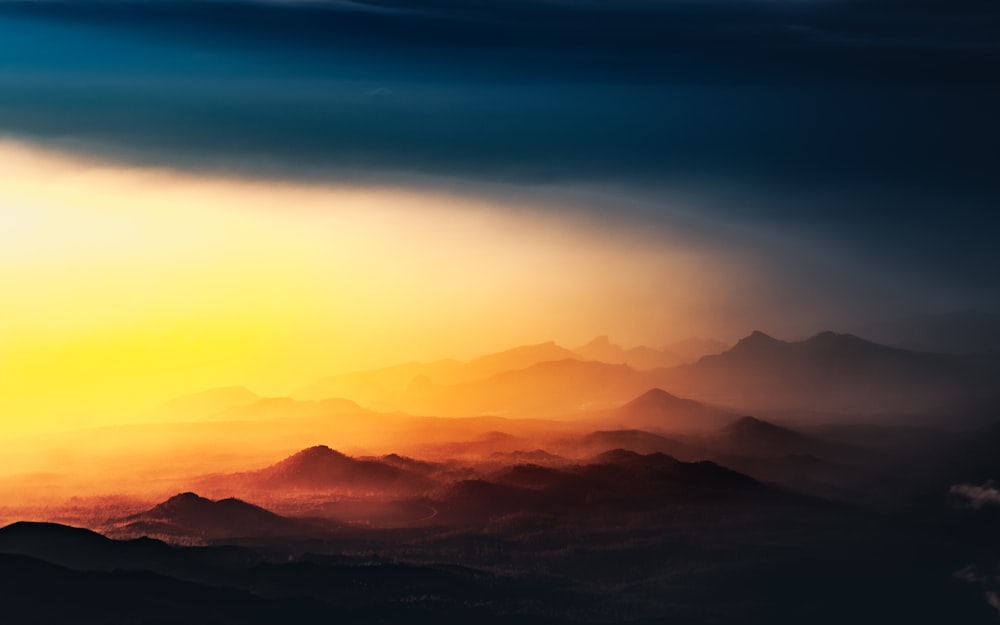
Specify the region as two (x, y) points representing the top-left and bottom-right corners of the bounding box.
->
(0, 140), (737, 437)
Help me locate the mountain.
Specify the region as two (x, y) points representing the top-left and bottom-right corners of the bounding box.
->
(111, 493), (304, 540)
(566, 450), (772, 506)
(434, 450), (772, 521)
(697, 417), (908, 505)
(416, 358), (652, 417)
(572, 336), (684, 369)
(0, 521), (174, 571)
(654, 330), (1000, 415)
(463, 342), (577, 379)
(237, 445), (433, 494)
(720, 416), (808, 453)
(374, 453), (440, 475)
(290, 338), (737, 418)
(852, 310), (1000, 355)
(602, 387), (734, 432)
(712, 415), (861, 461)
(294, 342), (576, 408)
(567, 429), (705, 461)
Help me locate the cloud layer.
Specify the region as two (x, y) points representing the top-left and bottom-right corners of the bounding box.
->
(1, 0), (998, 319)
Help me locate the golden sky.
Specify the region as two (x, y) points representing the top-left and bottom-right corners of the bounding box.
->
(0, 140), (738, 435)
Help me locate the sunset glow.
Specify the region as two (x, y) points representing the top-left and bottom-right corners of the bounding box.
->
(0, 140), (728, 435)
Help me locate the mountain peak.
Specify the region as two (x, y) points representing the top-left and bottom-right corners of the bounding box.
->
(730, 330), (782, 351)
(271, 446), (351, 474)
(295, 445), (345, 459)
(805, 330), (866, 344)
(582, 335), (613, 348)
(162, 492), (209, 506)
(622, 387), (685, 409)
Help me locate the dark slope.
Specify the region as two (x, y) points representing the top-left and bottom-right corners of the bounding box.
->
(0, 552), (331, 625)
(0, 521), (175, 571)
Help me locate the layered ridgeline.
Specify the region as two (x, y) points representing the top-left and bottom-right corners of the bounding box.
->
(282, 331), (998, 420)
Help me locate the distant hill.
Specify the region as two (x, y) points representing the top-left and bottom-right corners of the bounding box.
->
(571, 336), (728, 368)
(654, 330), (999, 415)
(601, 387), (734, 433)
(433, 448), (785, 523)
(464, 342), (577, 380)
(293, 338), (734, 418)
(566, 429), (705, 461)
(213, 445), (434, 495)
(571, 450), (772, 507)
(294, 342), (576, 407)
(572, 336), (684, 369)
(110, 493), (304, 540)
(417, 358), (652, 417)
(721, 416), (809, 453)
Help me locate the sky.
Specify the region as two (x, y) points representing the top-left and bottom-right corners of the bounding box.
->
(0, 0), (998, 432)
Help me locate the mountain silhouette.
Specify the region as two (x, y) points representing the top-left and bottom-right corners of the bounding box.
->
(294, 342), (576, 409)
(570, 429), (705, 461)
(463, 341), (577, 379)
(573, 450), (768, 504)
(113, 492), (303, 540)
(655, 330), (999, 415)
(572, 336), (684, 369)
(604, 387), (734, 432)
(419, 358), (650, 417)
(723, 416), (805, 449)
(0, 521), (173, 571)
(246, 445), (433, 493)
(433, 449), (778, 522)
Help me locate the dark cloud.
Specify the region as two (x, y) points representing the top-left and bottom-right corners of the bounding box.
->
(3, 0), (998, 84)
(0, 0), (998, 319)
